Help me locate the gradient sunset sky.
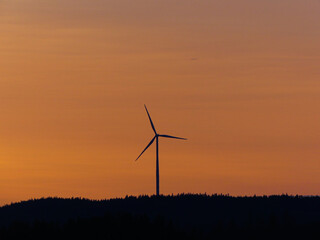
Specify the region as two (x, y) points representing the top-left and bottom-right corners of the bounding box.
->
(0, 0), (320, 205)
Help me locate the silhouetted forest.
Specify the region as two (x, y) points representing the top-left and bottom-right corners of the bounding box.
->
(0, 194), (319, 239)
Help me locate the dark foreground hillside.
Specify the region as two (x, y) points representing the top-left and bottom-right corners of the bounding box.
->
(0, 194), (320, 240)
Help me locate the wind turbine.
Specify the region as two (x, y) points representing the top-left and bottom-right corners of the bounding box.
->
(135, 105), (187, 196)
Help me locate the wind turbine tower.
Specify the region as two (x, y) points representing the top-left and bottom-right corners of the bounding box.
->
(136, 105), (187, 196)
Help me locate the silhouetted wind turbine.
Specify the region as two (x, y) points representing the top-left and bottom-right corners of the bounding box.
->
(135, 105), (187, 196)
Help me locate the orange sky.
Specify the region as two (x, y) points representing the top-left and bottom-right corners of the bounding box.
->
(0, 0), (320, 205)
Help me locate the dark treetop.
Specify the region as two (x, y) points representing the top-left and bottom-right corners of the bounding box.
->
(0, 194), (320, 240)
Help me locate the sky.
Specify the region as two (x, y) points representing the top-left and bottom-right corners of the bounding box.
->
(0, 0), (319, 205)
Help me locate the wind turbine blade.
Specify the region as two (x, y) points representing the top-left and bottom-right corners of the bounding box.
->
(159, 134), (187, 140)
(135, 136), (156, 161)
(144, 105), (157, 134)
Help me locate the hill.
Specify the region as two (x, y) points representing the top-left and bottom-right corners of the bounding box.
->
(0, 194), (320, 239)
